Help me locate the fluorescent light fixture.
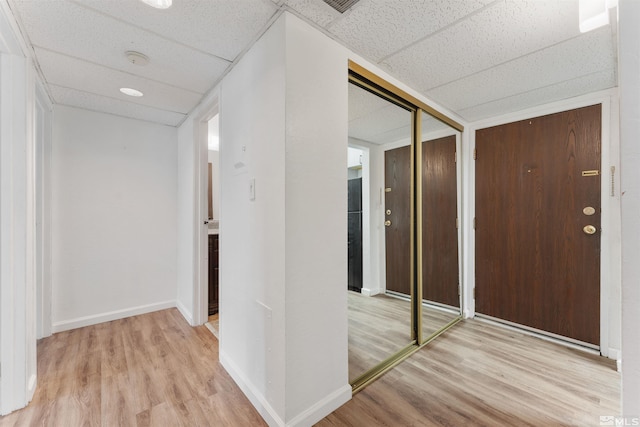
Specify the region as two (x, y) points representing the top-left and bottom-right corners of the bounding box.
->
(120, 87), (144, 97)
(579, 0), (609, 33)
(140, 0), (172, 9)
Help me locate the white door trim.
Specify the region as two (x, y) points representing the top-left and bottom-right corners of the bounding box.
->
(193, 97), (219, 326)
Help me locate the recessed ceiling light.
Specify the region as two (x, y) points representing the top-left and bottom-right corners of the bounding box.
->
(139, 0), (172, 9)
(120, 87), (144, 97)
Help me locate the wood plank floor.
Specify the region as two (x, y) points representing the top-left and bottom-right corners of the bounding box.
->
(348, 292), (412, 381)
(348, 291), (459, 382)
(323, 318), (620, 427)
(1, 308), (620, 426)
(0, 309), (266, 427)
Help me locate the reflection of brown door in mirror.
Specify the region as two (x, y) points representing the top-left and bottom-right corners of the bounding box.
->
(208, 163), (213, 219)
(422, 136), (459, 307)
(208, 234), (219, 315)
(475, 104), (601, 345)
(385, 146), (411, 295)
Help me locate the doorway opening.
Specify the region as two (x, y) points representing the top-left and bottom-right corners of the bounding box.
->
(205, 113), (220, 337)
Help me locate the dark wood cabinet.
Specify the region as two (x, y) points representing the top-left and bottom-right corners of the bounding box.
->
(208, 234), (219, 315)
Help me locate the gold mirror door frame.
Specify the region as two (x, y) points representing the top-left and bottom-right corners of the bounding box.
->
(347, 78), (416, 390)
(348, 61), (464, 394)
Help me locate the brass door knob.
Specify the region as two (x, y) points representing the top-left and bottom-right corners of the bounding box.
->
(384, 220), (391, 227)
(583, 225), (597, 235)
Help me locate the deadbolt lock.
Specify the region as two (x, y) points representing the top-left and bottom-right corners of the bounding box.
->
(384, 220), (391, 227)
(583, 206), (596, 216)
(386, 209), (392, 215)
(583, 225), (597, 235)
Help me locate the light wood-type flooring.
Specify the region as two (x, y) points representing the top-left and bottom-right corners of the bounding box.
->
(0, 307), (620, 426)
(348, 291), (459, 382)
(323, 318), (620, 427)
(0, 308), (267, 427)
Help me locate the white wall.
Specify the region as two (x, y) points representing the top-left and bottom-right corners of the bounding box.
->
(0, 1), (40, 413)
(215, 12), (353, 427)
(283, 13), (351, 424)
(619, 0), (640, 416)
(51, 106), (177, 331)
(218, 14), (288, 424)
(176, 117), (196, 323)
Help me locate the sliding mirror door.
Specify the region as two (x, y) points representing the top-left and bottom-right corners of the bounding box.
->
(346, 62), (464, 392)
(347, 81), (414, 385)
(419, 111), (462, 342)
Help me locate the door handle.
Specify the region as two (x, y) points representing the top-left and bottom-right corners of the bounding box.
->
(384, 220), (391, 227)
(583, 225), (597, 235)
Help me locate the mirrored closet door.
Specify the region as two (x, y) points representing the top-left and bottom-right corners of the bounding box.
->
(347, 80), (414, 385)
(346, 62), (464, 392)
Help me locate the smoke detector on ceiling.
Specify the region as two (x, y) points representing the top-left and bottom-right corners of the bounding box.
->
(125, 51), (150, 66)
(323, 0), (361, 13)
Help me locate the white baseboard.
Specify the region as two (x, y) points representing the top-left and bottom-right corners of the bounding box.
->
(286, 384), (351, 427)
(27, 374), (37, 400)
(220, 351), (285, 426)
(220, 351), (351, 427)
(360, 288), (380, 297)
(607, 348), (622, 371)
(176, 299), (194, 326)
(52, 300), (175, 333)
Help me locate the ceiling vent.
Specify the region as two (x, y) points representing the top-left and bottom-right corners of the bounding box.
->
(323, 0), (361, 13)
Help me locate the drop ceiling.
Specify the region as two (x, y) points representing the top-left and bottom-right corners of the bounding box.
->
(7, 0), (618, 131)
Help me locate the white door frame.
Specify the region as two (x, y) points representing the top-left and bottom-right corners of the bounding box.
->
(192, 98), (219, 326)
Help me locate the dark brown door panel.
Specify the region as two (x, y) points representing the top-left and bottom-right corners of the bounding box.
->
(475, 104), (601, 345)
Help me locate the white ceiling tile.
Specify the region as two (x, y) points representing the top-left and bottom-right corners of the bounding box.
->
(425, 28), (616, 112)
(329, 0), (493, 62)
(457, 70), (616, 122)
(49, 85), (186, 126)
(73, 0), (279, 61)
(382, 0), (584, 92)
(12, 0), (229, 93)
(284, 0), (342, 28)
(37, 49), (202, 113)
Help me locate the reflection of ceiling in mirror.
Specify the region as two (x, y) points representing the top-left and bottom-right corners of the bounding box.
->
(349, 83), (458, 145)
(348, 83), (410, 145)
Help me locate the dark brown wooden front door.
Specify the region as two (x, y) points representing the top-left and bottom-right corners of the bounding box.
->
(475, 104), (601, 345)
(385, 145), (411, 295)
(422, 136), (459, 307)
